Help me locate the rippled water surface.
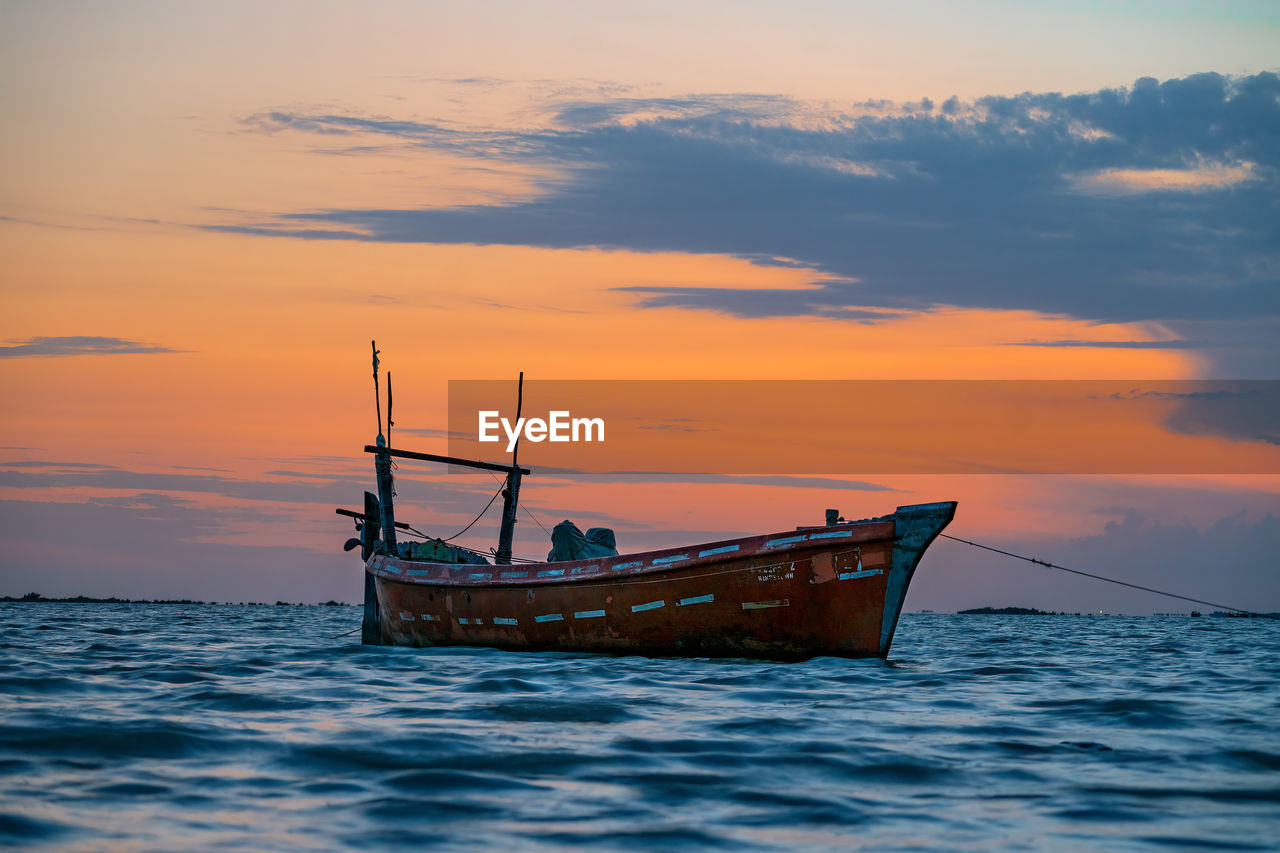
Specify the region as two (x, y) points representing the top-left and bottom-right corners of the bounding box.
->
(1, 605), (1277, 851)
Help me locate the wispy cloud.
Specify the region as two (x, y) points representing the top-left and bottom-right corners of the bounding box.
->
(0, 336), (191, 358)
(0, 460), (120, 469)
(618, 282), (912, 321)
(0, 462), (554, 521)
(1069, 160), (1261, 195)
(549, 93), (797, 129)
(533, 469), (898, 492)
(1006, 339), (1206, 349)
(395, 427), (470, 439)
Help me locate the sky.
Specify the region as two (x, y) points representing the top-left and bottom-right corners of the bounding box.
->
(1, 0), (1277, 612)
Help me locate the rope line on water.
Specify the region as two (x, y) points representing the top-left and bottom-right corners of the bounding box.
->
(939, 533), (1273, 618)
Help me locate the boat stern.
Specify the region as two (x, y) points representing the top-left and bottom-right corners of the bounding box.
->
(878, 501), (957, 656)
(362, 563), (382, 645)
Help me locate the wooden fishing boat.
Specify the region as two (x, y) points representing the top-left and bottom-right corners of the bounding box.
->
(357, 500), (955, 659)
(339, 347), (956, 659)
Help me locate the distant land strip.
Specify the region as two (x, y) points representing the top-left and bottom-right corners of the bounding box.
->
(958, 606), (1075, 615)
(1, 593), (354, 606)
(957, 606), (1277, 618)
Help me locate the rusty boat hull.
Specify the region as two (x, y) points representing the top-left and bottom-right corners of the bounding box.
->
(362, 501), (955, 660)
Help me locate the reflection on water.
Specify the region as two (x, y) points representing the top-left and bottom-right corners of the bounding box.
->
(1, 604), (1277, 851)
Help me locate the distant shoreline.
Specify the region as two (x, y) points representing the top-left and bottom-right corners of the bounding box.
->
(1, 594), (354, 606)
(954, 606), (1276, 618)
(958, 606), (1077, 615)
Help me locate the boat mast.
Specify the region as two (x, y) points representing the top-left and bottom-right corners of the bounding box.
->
(355, 360), (530, 563)
(494, 372), (524, 565)
(371, 340), (397, 553)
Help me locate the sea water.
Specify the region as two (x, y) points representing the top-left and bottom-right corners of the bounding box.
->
(0, 604), (1276, 851)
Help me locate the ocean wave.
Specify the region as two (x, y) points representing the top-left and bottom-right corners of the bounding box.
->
(0, 605), (1275, 851)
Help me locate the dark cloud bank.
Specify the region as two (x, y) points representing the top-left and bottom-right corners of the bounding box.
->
(226, 73), (1279, 342)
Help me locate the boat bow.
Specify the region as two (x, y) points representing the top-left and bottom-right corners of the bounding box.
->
(880, 501), (957, 655)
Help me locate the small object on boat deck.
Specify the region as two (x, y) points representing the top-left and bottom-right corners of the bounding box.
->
(548, 521), (619, 562)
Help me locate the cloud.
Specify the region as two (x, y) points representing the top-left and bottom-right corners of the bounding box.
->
(1156, 316), (1280, 377)
(1006, 339), (1206, 349)
(394, 427), (471, 440)
(417, 76), (510, 88)
(1161, 388), (1280, 446)
(0, 460), (119, 469)
(532, 469), (898, 492)
(0, 461), (584, 540)
(0, 336), (191, 358)
(0, 496), (354, 602)
(549, 94), (797, 129)
(1088, 383), (1279, 445)
(222, 72), (1280, 333)
(0, 466), (361, 505)
(242, 111), (453, 140)
(1068, 160), (1260, 195)
(617, 282), (912, 321)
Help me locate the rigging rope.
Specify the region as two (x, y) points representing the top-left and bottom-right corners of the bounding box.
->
(520, 503), (551, 536)
(939, 533), (1273, 618)
(386, 506), (540, 562)
(440, 483), (505, 542)
(484, 469), (552, 536)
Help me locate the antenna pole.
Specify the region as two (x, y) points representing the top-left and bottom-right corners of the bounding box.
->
(495, 371), (524, 564)
(372, 340), (384, 442)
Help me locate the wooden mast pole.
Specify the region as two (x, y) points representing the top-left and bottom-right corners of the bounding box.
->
(364, 340), (393, 646)
(494, 372), (524, 564)
(371, 341), (383, 439)
(371, 342), (397, 553)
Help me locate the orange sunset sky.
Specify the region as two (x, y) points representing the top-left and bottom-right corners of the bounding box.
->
(1, 1), (1277, 612)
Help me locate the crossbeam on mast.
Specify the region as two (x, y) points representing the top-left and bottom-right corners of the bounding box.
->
(363, 445), (530, 476)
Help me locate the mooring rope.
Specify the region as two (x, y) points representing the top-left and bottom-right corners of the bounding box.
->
(939, 533), (1274, 618)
